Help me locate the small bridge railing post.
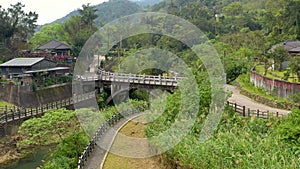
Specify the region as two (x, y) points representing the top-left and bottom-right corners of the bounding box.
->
(4, 111), (7, 122)
(18, 108), (21, 119)
(234, 103), (237, 112)
(4, 106), (8, 122)
(11, 110), (14, 121)
(159, 74), (162, 85)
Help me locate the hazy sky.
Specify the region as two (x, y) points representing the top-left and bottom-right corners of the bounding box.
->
(1, 0), (108, 25)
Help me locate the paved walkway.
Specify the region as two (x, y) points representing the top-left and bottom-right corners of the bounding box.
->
(226, 85), (291, 115)
(85, 113), (146, 169)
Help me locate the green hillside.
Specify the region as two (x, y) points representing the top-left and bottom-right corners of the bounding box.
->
(130, 0), (163, 8)
(51, 0), (142, 26)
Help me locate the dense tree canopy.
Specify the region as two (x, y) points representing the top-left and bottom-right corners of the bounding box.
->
(0, 3), (38, 45)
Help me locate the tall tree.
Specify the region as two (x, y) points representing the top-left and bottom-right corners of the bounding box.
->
(0, 2), (38, 46)
(289, 57), (300, 81)
(28, 23), (64, 50)
(79, 3), (98, 30)
(263, 0), (300, 41)
(271, 46), (290, 71)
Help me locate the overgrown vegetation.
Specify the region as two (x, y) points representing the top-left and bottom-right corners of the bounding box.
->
(34, 74), (73, 88)
(145, 87), (300, 168)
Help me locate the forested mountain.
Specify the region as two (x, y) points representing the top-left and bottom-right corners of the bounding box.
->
(51, 0), (141, 26)
(129, 0), (163, 8)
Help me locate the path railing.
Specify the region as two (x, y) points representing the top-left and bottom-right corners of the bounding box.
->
(77, 108), (142, 169)
(227, 101), (286, 119)
(0, 92), (95, 125)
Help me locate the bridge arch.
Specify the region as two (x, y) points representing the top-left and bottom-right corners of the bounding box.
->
(105, 86), (172, 105)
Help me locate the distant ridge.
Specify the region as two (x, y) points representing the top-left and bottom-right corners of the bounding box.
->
(130, 0), (163, 8)
(48, 0), (141, 26)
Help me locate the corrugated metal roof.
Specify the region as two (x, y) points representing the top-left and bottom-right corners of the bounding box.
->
(0, 58), (45, 67)
(24, 67), (70, 73)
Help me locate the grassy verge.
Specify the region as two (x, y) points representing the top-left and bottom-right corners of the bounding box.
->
(256, 65), (299, 83)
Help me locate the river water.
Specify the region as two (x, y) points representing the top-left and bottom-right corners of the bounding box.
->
(1, 146), (53, 169)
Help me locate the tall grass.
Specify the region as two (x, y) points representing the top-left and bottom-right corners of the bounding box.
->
(146, 97), (300, 168)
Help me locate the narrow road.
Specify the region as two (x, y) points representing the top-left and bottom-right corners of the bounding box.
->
(226, 85), (291, 115)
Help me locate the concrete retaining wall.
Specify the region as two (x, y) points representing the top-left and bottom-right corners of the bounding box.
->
(250, 70), (300, 98)
(0, 83), (72, 107)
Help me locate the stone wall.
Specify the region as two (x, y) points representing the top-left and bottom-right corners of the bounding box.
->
(250, 70), (300, 98)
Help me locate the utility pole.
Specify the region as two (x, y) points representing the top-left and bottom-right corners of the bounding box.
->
(224, 51), (227, 83)
(118, 36), (122, 70)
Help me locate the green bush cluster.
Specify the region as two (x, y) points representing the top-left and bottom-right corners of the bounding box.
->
(42, 131), (89, 169)
(18, 108), (77, 150)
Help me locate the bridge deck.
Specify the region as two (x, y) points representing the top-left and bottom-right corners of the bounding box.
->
(78, 71), (183, 87)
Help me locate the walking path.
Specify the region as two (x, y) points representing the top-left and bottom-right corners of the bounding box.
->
(84, 113), (146, 169)
(225, 85), (291, 115)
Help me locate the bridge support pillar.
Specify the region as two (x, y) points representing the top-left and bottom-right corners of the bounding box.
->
(107, 84), (130, 105)
(0, 123), (20, 137)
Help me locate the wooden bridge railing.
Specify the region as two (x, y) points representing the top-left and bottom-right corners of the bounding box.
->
(0, 92), (95, 125)
(77, 108), (142, 169)
(227, 101), (285, 119)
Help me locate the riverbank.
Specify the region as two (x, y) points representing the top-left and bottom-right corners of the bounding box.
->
(0, 135), (21, 167)
(0, 108), (79, 168)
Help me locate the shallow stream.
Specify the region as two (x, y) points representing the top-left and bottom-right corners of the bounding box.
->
(1, 146), (53, 169)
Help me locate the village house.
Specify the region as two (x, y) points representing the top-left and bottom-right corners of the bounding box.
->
(37, 40), (71, 56)
(0, 57), (70, 85)
(270, 40), (300, 70)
